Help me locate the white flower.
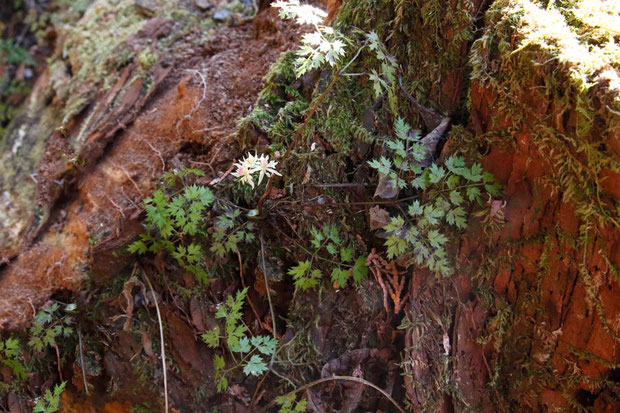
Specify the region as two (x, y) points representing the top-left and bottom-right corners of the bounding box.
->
(255, 154), (282, 185)
(232, 161), (255, 188)
(232, 152), (282, 188)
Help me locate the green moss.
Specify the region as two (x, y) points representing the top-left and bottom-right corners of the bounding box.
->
(137, 47), (158, 71)
(337, 0), (476, 118)
(471, 0), (620, 228)
(465, 1), (620, 408)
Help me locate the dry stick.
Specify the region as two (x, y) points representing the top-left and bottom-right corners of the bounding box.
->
(256, 375), (407, 413)
(78, 328), (89, 396)
(143, 273), (169, 413)
(259, 229), (277, 359)
(313, 182), (371, 188)
(54, 345), (63, 381)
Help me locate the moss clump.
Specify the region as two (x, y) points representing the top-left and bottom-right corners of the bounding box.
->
(137, 47), (158, 72)
(336, 0), (477, 119)
(236, 51), (308, 151)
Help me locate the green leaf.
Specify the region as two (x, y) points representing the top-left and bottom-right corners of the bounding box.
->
(466, 186), (482, 202)
(468, 163), (483, 182)
(288, 260), (311, 280)
(394, 117), (410, 141)
(214, 354), (225, 370)
(445, 155), (467, 175)
(276, 393), (308, 413)
(231, 336), (251, 353)
(216, 375), (229, 393)
(186, 243), (203, 264)
(484, 183), (501, 196)
(424, 205), (444, 225)
(34, 381), (66, 413)
(352, 256), (369, 283)
(446, 207), (467, 229)
(201, 327), (220, 348)
(427, 229), (448, 248)
(428, 164), (446, 184)
(251, 335), (278, 356)
(244, 354), (268, 376)
(408, 200), (423, 216)
(449, 190), (464, 205)
(385, 235), (407, 259)
(330, 268), (349, 288)
(340, 247), (354, 263)
(326, 243), (338, 255)
(127, 240), (147, 255)
(384, 215), (404, 233)
(3, 338), (20, 358)
(310, 227), (323, 248)
(2, 359), (27, 381)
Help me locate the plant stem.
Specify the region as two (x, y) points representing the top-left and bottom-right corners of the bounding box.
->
(260, 229), (278, 366)
(256, 375), (407, 413)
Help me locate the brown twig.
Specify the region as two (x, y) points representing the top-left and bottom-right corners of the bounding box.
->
(367, 249), (407, 314)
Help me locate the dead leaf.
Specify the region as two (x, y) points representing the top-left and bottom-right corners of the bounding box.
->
(120, 276), (145, 331)
(139, 329), (155, 359)
(189, 299), (206, 331)
(374, 173), (399, 199)
(369, 206), (390, 230)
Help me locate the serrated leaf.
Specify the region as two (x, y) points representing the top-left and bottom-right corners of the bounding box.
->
(244, 354), (268, 376)
(326, 243), (337, 255)
(352, 256), (369, 283)
(385, 235), (407, 259)
(330, 268), (349, 288)
(384, 215), (405, 233)
(424, 205), (444, 225)
(214, 354), (225, 371)
(251, 335), (278, 356)
(217, 375), (228, 393)
(408, 200), (423, 216)
(340, 247), (354, 262)
(202, 327), (220, 348)
(449, 190), (464, 205)
(288, 260), (311, 280)
(394, 117), (410, 141)
(428, 164), (446, 184)
(466, 186), (482, 202)
(231, 336), (251, 353)
(484, 183), (501, 196)
(446, 207), (467, 228)
(428, 229), (448, 248)
(127, 240), (147, 255)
